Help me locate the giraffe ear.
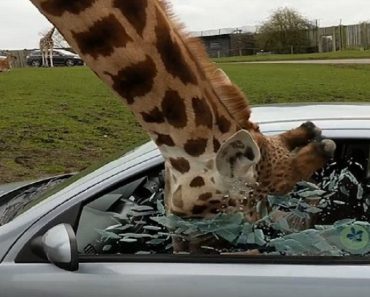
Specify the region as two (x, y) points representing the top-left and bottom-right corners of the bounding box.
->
(215, 130), (261, 179)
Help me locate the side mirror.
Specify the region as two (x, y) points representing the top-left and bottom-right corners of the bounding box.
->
(32, 224), (79, 271)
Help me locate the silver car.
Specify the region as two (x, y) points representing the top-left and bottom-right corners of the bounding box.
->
(0, 103), (369, 297)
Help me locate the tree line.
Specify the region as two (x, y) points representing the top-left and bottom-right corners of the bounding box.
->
(256, 7), (315, 54)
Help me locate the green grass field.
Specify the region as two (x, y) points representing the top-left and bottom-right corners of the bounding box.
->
(220, 63), (370, 104)
(214, 50), (370, 63)
(0, 64), (369, 182)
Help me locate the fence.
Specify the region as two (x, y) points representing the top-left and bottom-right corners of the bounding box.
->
(1, 48), (80, 68)
(308, 23), (370, 52)
(345, 23), (369, 49)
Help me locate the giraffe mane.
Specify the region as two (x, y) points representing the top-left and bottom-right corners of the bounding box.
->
(158, 0), (257, 131)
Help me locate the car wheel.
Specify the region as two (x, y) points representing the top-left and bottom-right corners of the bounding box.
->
(31, 60), (41, 67)
(65, 59), (74, 67)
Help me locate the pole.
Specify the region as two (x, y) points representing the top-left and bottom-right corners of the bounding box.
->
(339, 19), (343, 51)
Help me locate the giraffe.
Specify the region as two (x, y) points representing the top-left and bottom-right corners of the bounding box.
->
(28, 0), (335, 226)
(0, 53), (17, 72)
(39, 27), (56, 67)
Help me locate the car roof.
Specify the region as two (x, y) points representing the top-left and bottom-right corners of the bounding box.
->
(54, 49), (78, 56)
(29, 49), (77, 55)
(251, 103), (370, 137)
(252, 103), (370, 124)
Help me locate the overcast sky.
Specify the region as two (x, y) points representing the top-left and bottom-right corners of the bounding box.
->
(1, 0), (369, 49)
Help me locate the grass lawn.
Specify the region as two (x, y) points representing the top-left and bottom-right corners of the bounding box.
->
(0, 67), (148, 182)
(214, 50), (370, 63)
(219, 63), (370, 104)
(0, 64), (369, 182)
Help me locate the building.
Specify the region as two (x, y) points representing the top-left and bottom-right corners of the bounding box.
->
(193, 26), (257, 58)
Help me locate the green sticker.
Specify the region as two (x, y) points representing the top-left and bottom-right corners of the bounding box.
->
(340, 225), (369, 252)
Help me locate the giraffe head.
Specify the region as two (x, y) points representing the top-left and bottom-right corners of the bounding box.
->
(164, 128), (261, 219)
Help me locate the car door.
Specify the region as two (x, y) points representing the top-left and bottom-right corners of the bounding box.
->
(52, 50), (64, 65)
(2, 162), (370, 297)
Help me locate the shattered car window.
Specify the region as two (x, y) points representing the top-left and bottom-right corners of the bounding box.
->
(77, 140), (370, 257)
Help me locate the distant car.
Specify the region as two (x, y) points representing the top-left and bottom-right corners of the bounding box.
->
(26, 49), (84, 67)
(0, 104), (370, 297)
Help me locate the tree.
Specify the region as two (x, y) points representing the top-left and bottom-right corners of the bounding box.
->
(53, 30), (70, 48)
(256, 7), (313, 54)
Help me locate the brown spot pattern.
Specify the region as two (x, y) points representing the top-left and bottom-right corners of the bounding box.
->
(161, 90), (187, 128)
(199, 192), (213, 201)
(216, 115), (232, 133)
(41, 0), (95, 16)
(184, 138), (208, 157)
(113, 0), (148, 37)
(209, 200), (221, 205)
(192, 205), (207, 215)
(141, 107), (164, 123)
(213, 138), (221, 152)
(155, 8), (197, 85)
(192, 97), (213, 129)
(107, 55), (157, 104)
(206, 90), (232, 134)
(170, 157), (190, 173)
(73, 15), (132, 59)
(190, 176), (205, 187)
(228, 199), (237, 207)
(155, 133), (175, 147)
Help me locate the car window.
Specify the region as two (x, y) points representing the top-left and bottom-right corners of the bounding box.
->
(76, 168), (168, 255)
(18, 146), (145, 217)
(76, 139), (370, 257)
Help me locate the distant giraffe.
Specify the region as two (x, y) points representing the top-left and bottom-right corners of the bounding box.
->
(28, 0), (335, 224)
(39, 27), (55, 67)
(0, 53), (17, 72)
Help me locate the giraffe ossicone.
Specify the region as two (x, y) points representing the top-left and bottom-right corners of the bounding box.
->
(28, 0), (336, 225)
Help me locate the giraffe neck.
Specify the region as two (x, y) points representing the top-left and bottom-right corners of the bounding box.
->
(45, 27), (56, 39)
(29, 0), (262, 219)
(40, 27), (55, 50)
(30, 0), (243, 161)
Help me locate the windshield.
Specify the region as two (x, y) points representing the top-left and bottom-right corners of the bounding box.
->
(54, 49), (78, 56)
(0, 175), (72, 226)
